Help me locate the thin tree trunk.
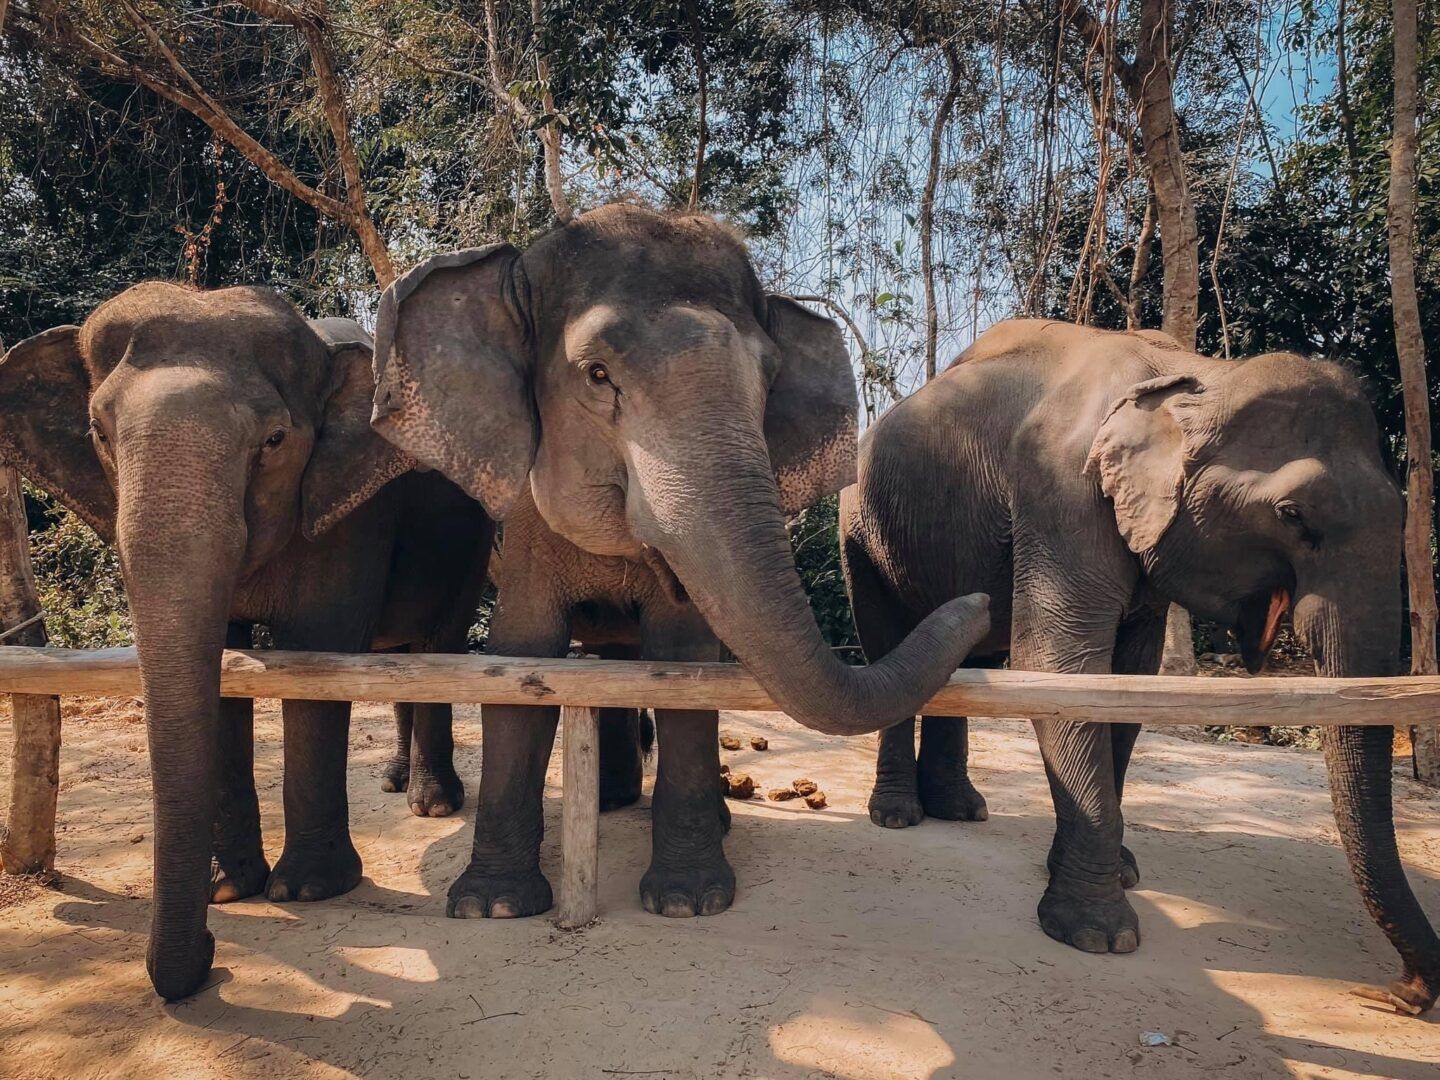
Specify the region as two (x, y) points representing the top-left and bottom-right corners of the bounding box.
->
(921, 49), (963, 381)
(1389, 0), (1440, 782)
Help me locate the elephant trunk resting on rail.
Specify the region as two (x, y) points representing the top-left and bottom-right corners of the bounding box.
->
(840, 318), (1439, 1014)
(0, 285), (492, 1001)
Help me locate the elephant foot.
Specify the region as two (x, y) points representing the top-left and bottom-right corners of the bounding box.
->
(210, 846), (271, 904)
(408, 765), (464, 818)
(868, 787), (924, 829)
(265, 839), (362, 903)
(598, 762), (643, 811)
(1038, 888), (1140, 954)
(380, 758), (409, 794)
(447, 866), (553, 919)
(918, 775), (989, 822)
(148, 928), (215, 1002)
(1349, 970), (1439, 1016)
(640, 853), (736, 918)
(1119, 844), (1140, 889)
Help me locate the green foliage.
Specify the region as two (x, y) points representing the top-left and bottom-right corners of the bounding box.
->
(788, 496), (860, 655)
(23, 486), (130, 649)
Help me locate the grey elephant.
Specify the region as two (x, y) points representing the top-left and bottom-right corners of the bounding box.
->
(0, 283), (492, 1001)
(369, 204), (990, 921)
(839, 318), (1439, 1013)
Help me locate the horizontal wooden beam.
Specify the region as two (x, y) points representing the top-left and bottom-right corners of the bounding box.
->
(0, 646), (1436, 727)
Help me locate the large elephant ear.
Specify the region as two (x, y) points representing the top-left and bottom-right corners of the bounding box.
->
(764, 295), (859, 514)
(370, 245), (533, 520)
(1084, 373), (1204, 554)
(301, 323), (415, 539)
(0, 327), (116, 543)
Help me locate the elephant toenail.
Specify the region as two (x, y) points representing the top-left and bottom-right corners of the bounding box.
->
(298, 883), (326, 902)
(1111, 929), (1139, 953)
(660, 893), (697, 918)
(1072, 928), (1109, 953)
(699, 889), (731, 916)
(450, 896), (485, 919)
(489, 899), (520, 918)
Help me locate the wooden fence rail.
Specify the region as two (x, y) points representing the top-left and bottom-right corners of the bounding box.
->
(3, 644), (1439, 925)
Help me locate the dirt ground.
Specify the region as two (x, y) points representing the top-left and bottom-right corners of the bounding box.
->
(1, 702), (1438, 1080)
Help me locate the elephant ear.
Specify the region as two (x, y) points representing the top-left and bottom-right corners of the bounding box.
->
(301, 326), (414, 539)
(764, 295), (859, 514)
(0, 327), (116, 543)
(1084, 373), (1204, 554)
(370, 245), (533, 520)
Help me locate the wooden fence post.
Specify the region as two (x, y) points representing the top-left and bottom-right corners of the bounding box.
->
(0, 466), (62, 875)
(556, 705), (599, 929)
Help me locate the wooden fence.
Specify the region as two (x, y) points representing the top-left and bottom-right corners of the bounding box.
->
(2, 641), (1440, 926)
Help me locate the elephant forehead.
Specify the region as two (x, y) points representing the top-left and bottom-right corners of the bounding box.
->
(564, 303), (742, 361)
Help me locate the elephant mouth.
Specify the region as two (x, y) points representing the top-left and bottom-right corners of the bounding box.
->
(1233, 586), (1292, 674)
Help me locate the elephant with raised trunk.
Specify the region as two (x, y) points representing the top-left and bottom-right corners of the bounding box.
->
(840, 318), (1439, 1013)
(0, 284), (492, 1001)
(369, 204), (990, 921)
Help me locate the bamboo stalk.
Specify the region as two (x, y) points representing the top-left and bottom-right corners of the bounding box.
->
(0, 645), (1435, 727)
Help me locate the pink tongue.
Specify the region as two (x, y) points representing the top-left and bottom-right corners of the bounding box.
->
(1260, 588), (1291, 657)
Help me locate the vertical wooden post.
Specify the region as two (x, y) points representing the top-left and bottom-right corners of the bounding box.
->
(0, 467), (62, 874)
(556, 705), (599, 928)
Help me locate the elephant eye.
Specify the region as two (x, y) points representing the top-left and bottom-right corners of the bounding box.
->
(1276, 502), (1303, 526)
(586, 362), (611, 386)
(89, 419), (107, 444)
(263, 429), (287, 450)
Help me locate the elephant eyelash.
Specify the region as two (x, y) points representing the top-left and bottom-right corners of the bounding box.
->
(88, 419), (107, 445)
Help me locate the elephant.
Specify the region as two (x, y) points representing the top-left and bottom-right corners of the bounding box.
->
(0, 283), (493, 1001)
(367, 203), (991, 921)
(839, 317), (1439, 1013)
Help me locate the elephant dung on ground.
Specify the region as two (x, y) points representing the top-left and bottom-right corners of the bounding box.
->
(840, 317), (1439, 1014)
(368, 203), (991, 922)
(0, 283), (493, 1001)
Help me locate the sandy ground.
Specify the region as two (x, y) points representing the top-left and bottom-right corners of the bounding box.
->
(1, 702), (1439, 1080)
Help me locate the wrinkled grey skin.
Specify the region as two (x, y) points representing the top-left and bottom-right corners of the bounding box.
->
(0, 284), (492, 1002)
(841, 318), (1439, 1012)
(369, 204), (990, 921)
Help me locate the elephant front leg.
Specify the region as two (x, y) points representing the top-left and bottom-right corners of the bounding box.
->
(642, 708), (735, 917)
(267, 699), (363, 903)
(380, 702), (413, 794)
(868, 718), (924, 828)
(448, 703), (560, 918)
(210, 692), (270, 903)
(918, 715), (988, 822)
(407, 700), (464, 818)
(1034, 717), (1137, 954)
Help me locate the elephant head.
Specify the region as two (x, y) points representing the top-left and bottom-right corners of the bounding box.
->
(1087, 353), (1439, 1011)
(0, 282), (409, 1001)
(371, 204), (988, 735)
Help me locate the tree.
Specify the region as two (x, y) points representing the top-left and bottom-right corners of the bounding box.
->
(1388, 0), (1440, 780)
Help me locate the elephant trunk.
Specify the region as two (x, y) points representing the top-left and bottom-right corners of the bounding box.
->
(115, 426), (247, 1001)
(628, 416), (988, 736)
(1293, 557), (1440, 1013)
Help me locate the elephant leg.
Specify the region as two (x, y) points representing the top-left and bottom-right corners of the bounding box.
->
(639, 600), (732, 917)
(588, 643), (646, 811)
(266, 697), (363, 902)
(210, 688), (269, 903)
(845, 534), (926, 829)
(870, 719), (923, 828)
(380, 701), (413, 794)
(448, 587), (569, 920)
(407, 699), (463, 818)
(917, 715), (988, 822)
(1033, 719), (1136, 953)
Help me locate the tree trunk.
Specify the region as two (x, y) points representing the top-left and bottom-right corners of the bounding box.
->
(921, 49), (963, 381)
(1389, 0), (1440, 783)
(0, 466), (62, 875)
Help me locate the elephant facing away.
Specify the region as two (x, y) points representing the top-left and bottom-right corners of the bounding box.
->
(368, 203), (991, 922)
(840, 318), (1439, 1013)
(0, 284), (493, 1001)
